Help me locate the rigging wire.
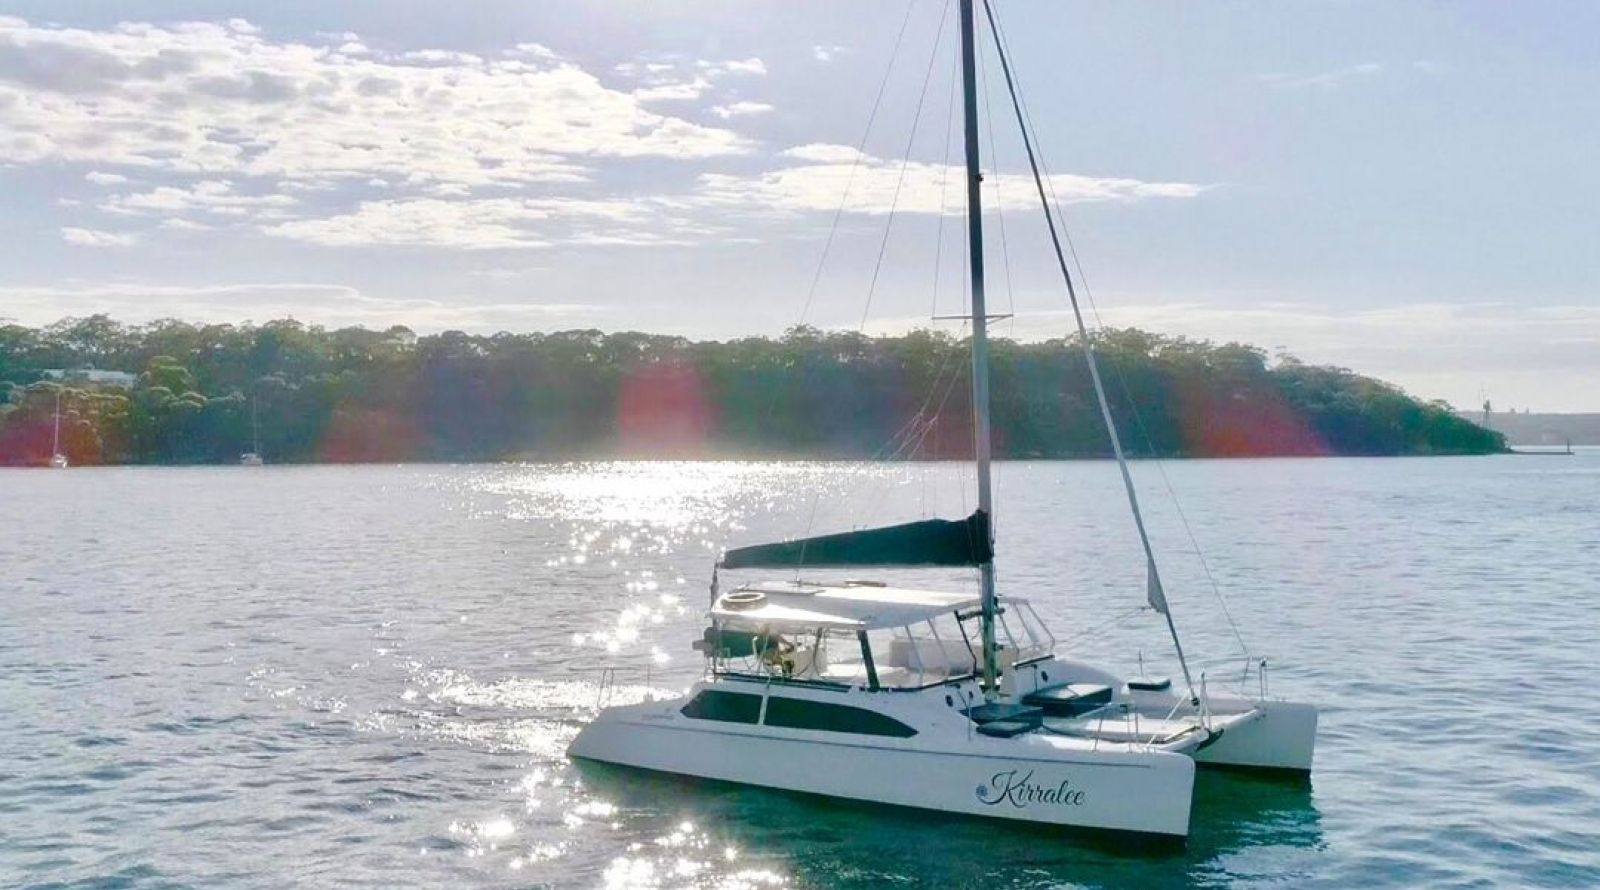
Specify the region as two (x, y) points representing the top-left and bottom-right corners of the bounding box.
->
(976, 30), (1017, 323)
(796, 0), (919, 329)
(976, 18), (1019, 522)
(978, 0), (1200, 700)
(782, 0), (921, 575)
(931, 50), (960, 320)
(983, 1), (1250, 658)
(859, 0), (955, 330)
(923, 50), (962, 515)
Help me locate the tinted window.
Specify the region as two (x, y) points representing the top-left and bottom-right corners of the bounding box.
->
(763, 697), (917, 738)
(680, 690), (761, 724)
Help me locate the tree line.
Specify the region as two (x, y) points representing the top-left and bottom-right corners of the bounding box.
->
(0, 315), (1505, 466)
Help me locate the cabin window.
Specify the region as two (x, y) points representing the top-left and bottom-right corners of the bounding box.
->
(680, 690), (762, 724)
(762, 696), (917, 738)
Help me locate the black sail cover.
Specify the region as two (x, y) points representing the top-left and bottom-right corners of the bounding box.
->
(720, 510), (992, 569)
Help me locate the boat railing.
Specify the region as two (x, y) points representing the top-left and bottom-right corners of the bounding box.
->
(593, 661), (665, 709)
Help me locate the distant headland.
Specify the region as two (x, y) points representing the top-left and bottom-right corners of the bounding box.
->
(1, 315), (1506, 466)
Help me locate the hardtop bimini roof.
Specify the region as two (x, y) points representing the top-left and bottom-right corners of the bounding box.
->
(712, 580), (980, 632)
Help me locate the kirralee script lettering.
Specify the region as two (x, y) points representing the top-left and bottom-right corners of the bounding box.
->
(974, 769), (1087, 808)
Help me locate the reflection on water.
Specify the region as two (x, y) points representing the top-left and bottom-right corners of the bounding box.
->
(575, 761), (1324, 890)
(3, 458), (1599, 888)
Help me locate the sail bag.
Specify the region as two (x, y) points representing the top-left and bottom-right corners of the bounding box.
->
(720, 510), (993, 570)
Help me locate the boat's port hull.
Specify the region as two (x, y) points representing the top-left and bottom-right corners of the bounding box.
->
(570, 701), (1197, 837)
(1027, 659), (1317, 774)
(1193, 699), (1317, 773)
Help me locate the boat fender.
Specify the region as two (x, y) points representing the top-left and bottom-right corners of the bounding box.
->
(722, 591), (766, 610)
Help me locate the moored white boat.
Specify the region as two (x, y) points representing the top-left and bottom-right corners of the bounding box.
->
(240, 395), (266, 465)
(48, 389), (69, 469)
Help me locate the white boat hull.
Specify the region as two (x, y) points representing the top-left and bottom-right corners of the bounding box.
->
(1194, 699), (1318, 772)
(570, 692), (1197, 837)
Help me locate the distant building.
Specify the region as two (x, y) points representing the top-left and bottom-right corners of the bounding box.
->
(41, 368), (138, 387)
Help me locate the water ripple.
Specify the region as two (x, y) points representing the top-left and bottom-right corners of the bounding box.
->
(2, 458), (1599, 887)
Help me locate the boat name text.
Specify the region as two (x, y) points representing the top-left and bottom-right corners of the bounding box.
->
(974, 769), (1086, 808)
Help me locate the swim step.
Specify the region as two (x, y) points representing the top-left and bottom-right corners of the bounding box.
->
(1022, 683), (1114, 717)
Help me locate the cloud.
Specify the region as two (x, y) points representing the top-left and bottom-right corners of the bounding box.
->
(780, 143), (868, 164)
(262, 196), (716, 249)
(0, 17), (752, 188)
(60, 226), (136, 247)
(812, 45), (847, 64)
(100, 179), (297, 218)
(0, 281), (609, 331)
(705, 57), (766, 77)
(633, 79), (712, 102)
(711, 101), (773, 119)
(616, 52), (766, 106)
(698, 148), (1206, 216)
(4, 21), (1196, 257)
(1260, 62), (1383, 91)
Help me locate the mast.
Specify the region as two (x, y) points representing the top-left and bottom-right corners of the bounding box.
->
(251, 395), (261, 454)
(958, 0), (999, 696)
(52, 390), (62, 454)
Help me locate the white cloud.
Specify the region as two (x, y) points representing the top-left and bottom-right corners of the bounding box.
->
(711, 101), (773, 119)
(616, 53), (765, 106)
(780, 143), (868, 164)
(633, 79), (712, 102)
(0, 281), (608, 331)
(699, 149), (1206, 216)
(1260, 62), (1383, 91)
(60, 226), (136, 247)
(0, 17), (752, 188)
(262, 196), (714, 249)
(705, 57), (766, 77)
(84, 170), (127, 185)
(812, 45), (847, 64)
(100, 179), (297, 218)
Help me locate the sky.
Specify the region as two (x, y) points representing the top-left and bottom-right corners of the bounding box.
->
(0, 1), (1596, 411)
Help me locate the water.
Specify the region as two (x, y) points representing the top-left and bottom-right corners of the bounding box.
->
(3, 456), (1598, 889)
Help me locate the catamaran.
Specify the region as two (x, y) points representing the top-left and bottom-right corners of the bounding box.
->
(569, 0), (1317, 839)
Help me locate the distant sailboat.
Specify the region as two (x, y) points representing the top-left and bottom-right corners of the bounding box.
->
(240, 395), (265, 466)
(48, 390), (69, 469)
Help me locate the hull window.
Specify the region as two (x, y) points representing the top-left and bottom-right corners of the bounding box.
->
(680, 690), (762, 724)
(763, 697), (917, 738)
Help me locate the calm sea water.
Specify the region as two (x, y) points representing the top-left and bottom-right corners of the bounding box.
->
(3, 455), (1598, 889)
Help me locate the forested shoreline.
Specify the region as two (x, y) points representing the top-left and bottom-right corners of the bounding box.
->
(0, 315), (1504, 466)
